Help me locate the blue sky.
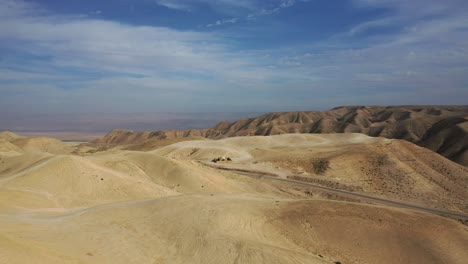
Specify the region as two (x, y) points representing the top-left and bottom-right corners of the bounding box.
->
(0, 0), (467, 113)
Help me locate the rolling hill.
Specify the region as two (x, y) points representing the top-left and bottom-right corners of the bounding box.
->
(1, 132), (467, 263)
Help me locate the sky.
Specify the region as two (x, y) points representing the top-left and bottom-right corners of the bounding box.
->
(1, 0), (467, 115)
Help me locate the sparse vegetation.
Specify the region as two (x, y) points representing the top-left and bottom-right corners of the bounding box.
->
(211, 156), (232, 163)
(312, 159), (329, 174)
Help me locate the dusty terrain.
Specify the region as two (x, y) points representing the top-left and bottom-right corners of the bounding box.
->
(1, 131), (467, 264)
(91, 105), (468, 166)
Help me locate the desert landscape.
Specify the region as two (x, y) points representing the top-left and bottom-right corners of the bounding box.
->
(2, 0), (468, 262)
(1, 109), (468, 263)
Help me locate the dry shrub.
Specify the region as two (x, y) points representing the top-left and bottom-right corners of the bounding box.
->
(312, 159), (329, 174)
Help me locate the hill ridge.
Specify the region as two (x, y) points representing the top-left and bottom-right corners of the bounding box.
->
(92, 105), (468, 165)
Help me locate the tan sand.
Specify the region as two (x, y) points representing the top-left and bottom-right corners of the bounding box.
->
(0, 132), (467, 263)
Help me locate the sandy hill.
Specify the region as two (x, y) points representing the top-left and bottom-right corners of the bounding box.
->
(0, 150), (258, 212)
(1, 194), (466, 264)
(0, 133), (72, 156)
(123, 136), (207, 151)
(0, 139), (23, 156)
(93, 129), (208, 145)
(10, 137), (74, 155)
(1, 133), (467, 263)
(0, 131), (23, 141)
(154, 134), (468, 214)
(91, 106), (468, 166)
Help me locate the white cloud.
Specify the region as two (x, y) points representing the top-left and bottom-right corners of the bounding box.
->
(0, 0), (467, 113)
(156, 0), (256, 12)
(0, 0), (312, 112)
(207, 17), (238, 27)
(0, 4), (234, 76)
(348, 17), (395, 36)
(155, 0), (191, 11)
(350, 0), (468, 35)
(0, 0), (42, 18)
(248, 0), (310, 19)
(207, 0), (310, 27)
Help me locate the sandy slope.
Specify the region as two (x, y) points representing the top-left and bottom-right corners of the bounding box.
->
(1, 132), (467, 264)
(1, 195), (467, 264)
(0, 131), (23, 141)
(154, 133), (468, 213)
(0, 140), (23, 157)
(10, 137), (74, 155)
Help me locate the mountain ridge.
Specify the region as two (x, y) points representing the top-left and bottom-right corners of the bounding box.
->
(92, 105), (468, 165)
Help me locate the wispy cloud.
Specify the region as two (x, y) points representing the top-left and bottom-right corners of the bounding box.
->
(249, 0), (311, 17)
(349, 0), (468, 35)
(0, 0), (308, 112)
(205, 0), (311, 27)
(0, 0), (467, 113)
(207, 17), (238, 27)
(155, 0), (191, 11)
(156, 0), (256, 12)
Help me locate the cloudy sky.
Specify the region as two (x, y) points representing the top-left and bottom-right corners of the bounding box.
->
(1, 0), (467, 114)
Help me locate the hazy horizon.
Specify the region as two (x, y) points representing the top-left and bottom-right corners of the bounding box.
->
(3, 104), (466, 138)
(0, 112), (267, 135)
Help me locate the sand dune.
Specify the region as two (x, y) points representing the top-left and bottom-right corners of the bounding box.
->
(1, 132), (467, 263)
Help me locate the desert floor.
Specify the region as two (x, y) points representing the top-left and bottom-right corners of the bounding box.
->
(1, 132), (467, 264)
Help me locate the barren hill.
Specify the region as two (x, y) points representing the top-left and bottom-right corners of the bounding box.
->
(154, 134), (468, 214)
(0, 132), (73, 156)
(2, 195), (467, 264)
(0, 131), (23, 141)
(1, 133), (468, 263)
(93, 106), (468, 165)
(93, 129), (208, 145)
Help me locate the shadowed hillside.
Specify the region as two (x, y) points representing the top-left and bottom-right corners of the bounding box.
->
(92, 106), (468, 165)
